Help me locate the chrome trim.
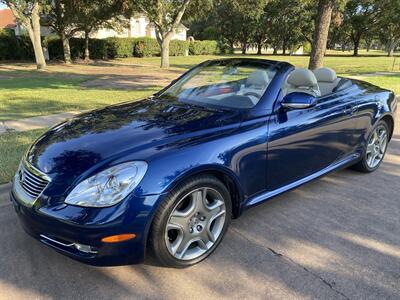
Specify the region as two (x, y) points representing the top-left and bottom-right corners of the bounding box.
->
(39, 234), (98, 254)
(22, 157), (51, 182)
(12, 159), (51, 207)
(282, 102), (312, 109)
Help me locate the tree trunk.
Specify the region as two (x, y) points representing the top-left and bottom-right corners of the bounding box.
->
(387, 39), (398, 57)
(366, 41), (371, 52)
(61, 33), (71, 64)
(160, 38), (171, 68)
(273, 46), (278, 55)
(30, 2), (46, 70)
(308, 0), (334, 70)
(84, 30), (90, 62)
(353, 34), (361, 56)
(241, 42), (247, 54)
(257, 42), (262, 55)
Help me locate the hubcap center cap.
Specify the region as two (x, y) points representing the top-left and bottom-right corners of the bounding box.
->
(189, 214), (205, 233)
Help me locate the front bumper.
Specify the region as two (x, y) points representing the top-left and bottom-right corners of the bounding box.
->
(10, 189), (161, 266)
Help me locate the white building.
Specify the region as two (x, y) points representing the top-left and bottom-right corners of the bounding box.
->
(13, 14), (188, 41)
(85, 16), (188, 41)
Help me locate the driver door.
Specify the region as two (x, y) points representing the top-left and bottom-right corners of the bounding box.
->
(266, 92), (358, 191)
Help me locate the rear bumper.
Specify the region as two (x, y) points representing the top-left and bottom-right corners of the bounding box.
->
(10, 190), (161, 266)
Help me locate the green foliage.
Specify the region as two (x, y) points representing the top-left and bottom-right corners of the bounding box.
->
(44, 36), (64, 59)
(0, 29), (34, 60)
(189, 40), (218, 55)
(133, 37), (160, 57)
(264, 0), (313, 53)
(6, 33), (212, 61)
(106, 37), (135, 58)
(45, 37), (108, 60)
(170, 40), (189, 56)
(302, 42), (312, 54)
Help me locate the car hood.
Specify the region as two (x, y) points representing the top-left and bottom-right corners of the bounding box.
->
(26, 97), (242, 187)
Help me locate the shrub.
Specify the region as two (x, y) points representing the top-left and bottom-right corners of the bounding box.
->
(106, 37), (134, 58)
(88, 38), (108, 59)
(44, 36), (64, 60)
(133, 37), (160, 57)
(189, 40), (218, 55)
(217, 40), (234, 54)
(0, 29), (34, 60)
(170, 40), (189, 56)
(46, 37), (108, 60)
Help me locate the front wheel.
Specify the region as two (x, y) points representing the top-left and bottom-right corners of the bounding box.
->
(352, 120), (389, 173)
(149, 175), (232, 268)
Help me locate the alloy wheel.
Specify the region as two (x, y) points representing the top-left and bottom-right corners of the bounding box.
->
(164, 187), (226, 261)
(366, 125), (388, 169)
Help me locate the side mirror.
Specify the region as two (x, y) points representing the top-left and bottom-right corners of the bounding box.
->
(281, 92), (317, 109)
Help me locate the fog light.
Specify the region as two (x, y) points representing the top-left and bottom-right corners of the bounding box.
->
(101, 233), (136, 243)
(74, 243), (98, 254)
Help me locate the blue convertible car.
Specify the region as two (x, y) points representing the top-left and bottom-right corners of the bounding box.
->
(11, 59), (396, 267)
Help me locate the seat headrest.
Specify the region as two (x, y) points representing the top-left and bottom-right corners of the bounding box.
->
(285, 68), (320, 97)
(287, 68), (318, 88)
(313, 67), (337, 83)
(246, 70), (269, 87)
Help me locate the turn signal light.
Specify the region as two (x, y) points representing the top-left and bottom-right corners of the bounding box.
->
(101, 233), (136, 243)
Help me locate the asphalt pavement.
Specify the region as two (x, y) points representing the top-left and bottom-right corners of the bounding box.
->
(0, 110), (399, 300)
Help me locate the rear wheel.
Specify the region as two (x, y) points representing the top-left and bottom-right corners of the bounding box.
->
(352, 120), (389, 173)
(149, 175), (231, 268)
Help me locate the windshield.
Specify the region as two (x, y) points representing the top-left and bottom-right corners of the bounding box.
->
(162, 60), (278, 109)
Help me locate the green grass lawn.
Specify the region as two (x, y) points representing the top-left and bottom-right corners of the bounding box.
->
(353, 73), (400, 94)
(121, 53), (400, 75)
(0, 73), (159, 121)
(0, 129), (46, 184)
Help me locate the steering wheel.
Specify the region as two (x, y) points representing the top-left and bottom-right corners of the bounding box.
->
(243, 92), (261, 99)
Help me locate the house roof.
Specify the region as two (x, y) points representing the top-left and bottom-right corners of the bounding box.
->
(0, 9), (16, 29)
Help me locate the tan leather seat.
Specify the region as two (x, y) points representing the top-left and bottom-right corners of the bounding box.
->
(284, 68), (321, 97)
(240, 70), (270, 105)
(313, 67), (341, 96)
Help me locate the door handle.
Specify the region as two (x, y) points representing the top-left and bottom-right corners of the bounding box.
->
(344, 105), (357, 115)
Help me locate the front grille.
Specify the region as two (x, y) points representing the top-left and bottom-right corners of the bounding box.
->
(18, 162), (50, 199)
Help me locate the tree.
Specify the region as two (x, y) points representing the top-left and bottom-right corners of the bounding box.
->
(132, 0), (192, 68)
(235, 0), (266, 54)
(43, 0), (80, 64)
(343, 0), (377, 56)
(2, 0), (46, 69)
(74, 0), (125, 61)
(262, 0), (313, 55)
(376, 0), (400, 56)
(214, 0), (266, 54)
(308, 0), (336, 69)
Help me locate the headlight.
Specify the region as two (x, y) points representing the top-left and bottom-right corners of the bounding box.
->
(65, 161), (148, 207)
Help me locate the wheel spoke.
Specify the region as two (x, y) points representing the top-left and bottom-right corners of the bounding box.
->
(205, 227), (216, 243)
(174, 236), (194, 259)
(366, 142), (375, 155)
(197, 238), (208, 250)
(209, 209), (226, 224)
(168, 213), (188, 230)
(192, 188), (209, 212)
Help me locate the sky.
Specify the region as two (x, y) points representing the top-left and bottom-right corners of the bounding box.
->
(0, 3), (7, 9)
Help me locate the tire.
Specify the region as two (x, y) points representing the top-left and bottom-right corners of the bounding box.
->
(352, 120), (389, 173)
(149, 175), (232, 268)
